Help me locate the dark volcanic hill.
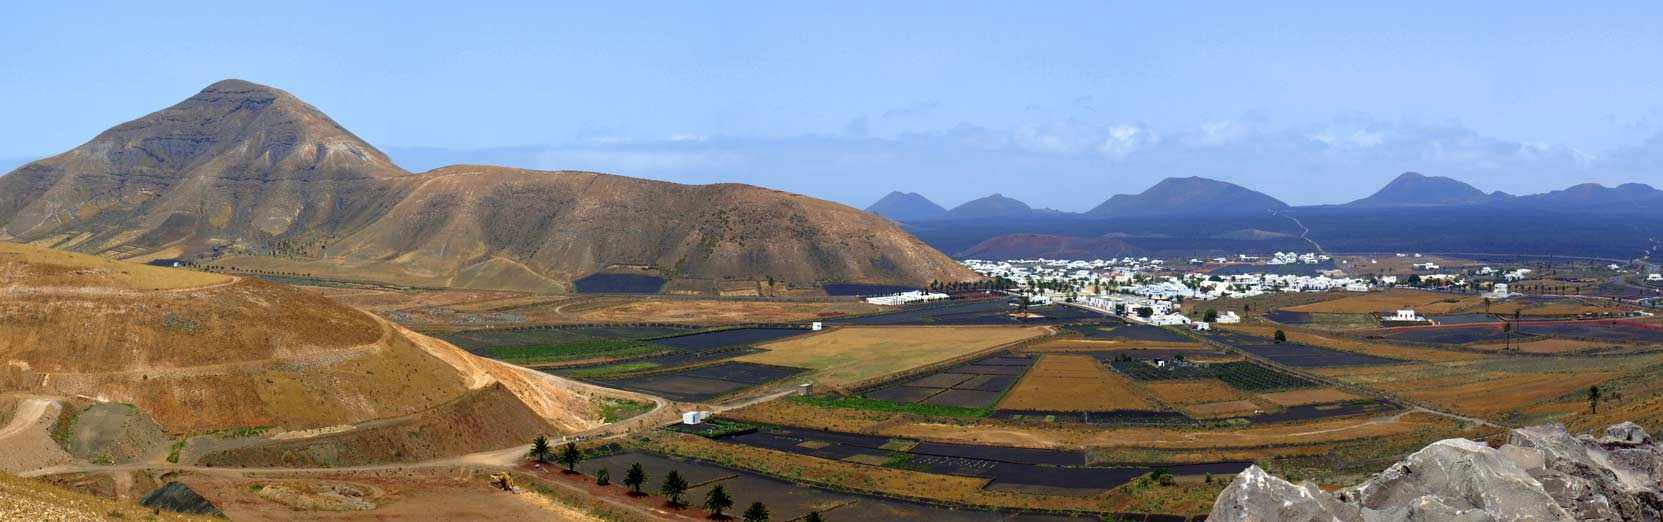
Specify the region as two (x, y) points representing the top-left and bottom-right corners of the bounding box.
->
(0, 80), (975, 292)
(958, 233), (1141, 260)
(1345, 172), (1501, 207)
(945, 193), (1043, 219)
(866, 191), (947, 222)
(1087, 177), (1288, 217)
(1506, 182), (1663, 210)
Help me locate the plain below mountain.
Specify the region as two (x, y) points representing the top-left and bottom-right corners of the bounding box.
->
(957, 233), (1142, 260)
(1087, 177), (1289, 217)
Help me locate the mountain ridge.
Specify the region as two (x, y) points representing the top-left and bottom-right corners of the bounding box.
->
(1087, 176), (1289, 217)
(0, 79), (976, 292)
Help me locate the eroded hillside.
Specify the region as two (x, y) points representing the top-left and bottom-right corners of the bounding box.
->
(0, 80), (975, 293)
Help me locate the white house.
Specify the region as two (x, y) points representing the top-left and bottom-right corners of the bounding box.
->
(1193, 322), (1212, 331)
(865, 291), (949, 306)
(1487, 283), (1511, 299)
(1391, 309), (1428, 322)
(1216, 311), (1242, 324)
(1148, 313), (1192, 326)
(1649, 274), (1662, 282)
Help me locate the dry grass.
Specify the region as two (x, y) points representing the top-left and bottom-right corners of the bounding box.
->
(1258, 388), (1359, 407)
(737, 326), (1047, 387)
(885, 410), (1463, 450)
(1284, 289), (1470, 314)
(1469, 338), (1618, 354)
(1222, 324), (1485, 363)
(995, 355), (1153, 411)
(0, 471), (217, 521)
(1142, 380), (1248, 405)
(1, 241), (230, 290)
(1024, 339), (1203, 352)
(1318, 361), (1622, 419)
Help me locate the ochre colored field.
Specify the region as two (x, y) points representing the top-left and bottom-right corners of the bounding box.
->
(1024, 339), (1203, 352)
(738, 326), (1048, 387)
(1284, 289), (1468, 314)
(1184, 400), (1262, 418)
(996, 354), (1153, 412)
(1142, 380), (1247, 405)
(1, 241), (231, 290)
(1320, 363), (1619, 418)
(1470, 338), (1616, 354)
(1258, 388), (1359, 407)
(1222, 324), (1485, 363)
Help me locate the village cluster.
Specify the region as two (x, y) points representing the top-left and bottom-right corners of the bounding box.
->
(946, 254), (1530, 328)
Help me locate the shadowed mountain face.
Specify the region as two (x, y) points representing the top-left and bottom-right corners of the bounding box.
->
(0, 80), (975, 292)
(946, 193), (1038, 219)
(1345, 172), (1498, 207)
(1087, 177), (1289, 217)
(1507, 182), (1663, 210)
(866, 191), (947, 221)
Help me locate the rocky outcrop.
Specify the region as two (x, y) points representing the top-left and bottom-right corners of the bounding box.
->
(139, 482), (222, 516)
(1210, 422), (1663, 522)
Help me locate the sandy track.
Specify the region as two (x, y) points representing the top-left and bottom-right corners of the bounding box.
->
(0, 398), (74, 474)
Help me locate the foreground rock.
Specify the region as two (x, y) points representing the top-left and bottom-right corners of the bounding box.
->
(1210, 422), (1663, 521)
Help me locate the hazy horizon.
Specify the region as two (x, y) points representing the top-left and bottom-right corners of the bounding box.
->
(6, 2), (1663, 210)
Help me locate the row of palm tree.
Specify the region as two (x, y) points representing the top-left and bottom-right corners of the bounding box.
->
(529, 436), (824, 521)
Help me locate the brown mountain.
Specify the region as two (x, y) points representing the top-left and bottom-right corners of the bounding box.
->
(0, 80), (973, 292)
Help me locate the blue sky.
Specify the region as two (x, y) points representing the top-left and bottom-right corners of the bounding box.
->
(4, 2), (1663, 209)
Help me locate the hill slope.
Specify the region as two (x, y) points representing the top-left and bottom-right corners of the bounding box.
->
(866, 191), (947, 222)
(1345, 172), (1498, 207)
(1087, 177), (1288, 217)
(0, 80), (974, 292)
(0, 241), (609, 439)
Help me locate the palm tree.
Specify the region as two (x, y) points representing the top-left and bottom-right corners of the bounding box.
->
(528, 435), (552, 464)
(623, 463), (647, 496)
(703, 485), (733, 517)
(742, 502), (770, 522)
(557, 442), (582, 473)
(1590, 385), (1602, 414)
(804, 512), (823, 522)
(660, 470), (689, 506)
(595, 468), (610, 486)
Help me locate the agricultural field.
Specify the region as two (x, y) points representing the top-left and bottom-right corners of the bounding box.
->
(1258, 388), (1360, 407)
(1314, 354), (1661, 422)
(862, 354), (1036, 410)
(1111, 360), (1317, 391)
(592, 362), (805, 402)
(736, 326), (1049, 388)
(1283, 289), (1474, 315)
(1142, 380), (1250, 405)
(995, 355), (1153, 412)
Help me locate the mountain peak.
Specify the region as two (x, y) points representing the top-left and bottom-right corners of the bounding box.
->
(866, 191), (947, 222)
(1087, 177), (1287, 217)
(1345, 172), (1489, 207)
(945, 193), (1037, 219)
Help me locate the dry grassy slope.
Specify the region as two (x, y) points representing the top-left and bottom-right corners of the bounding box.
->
(0, 241), (601, 436)
(316, 165), (974, 290)
(0, 471), (216, 521)
(0, 79), (975, 291)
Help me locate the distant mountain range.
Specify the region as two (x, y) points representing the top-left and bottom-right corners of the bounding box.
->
(870, 172), (1663, 224)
